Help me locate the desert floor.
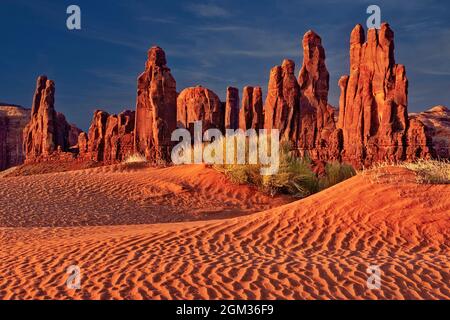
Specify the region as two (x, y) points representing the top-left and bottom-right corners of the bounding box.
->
(0, 164), (449, 299)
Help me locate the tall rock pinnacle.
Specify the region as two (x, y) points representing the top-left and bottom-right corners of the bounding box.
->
(225, 87), (239, 130)
(298, 30), (341, 160)
(239, 86), (263, 131)
(264, 59), (300, 143)
(134, 46), (177, 162)
(23, 75), (79, 162)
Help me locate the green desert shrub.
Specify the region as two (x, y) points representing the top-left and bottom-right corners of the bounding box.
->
(319, 161), (357, 190)
(260, 144), (319, 197)
(215, 141), (356, 198)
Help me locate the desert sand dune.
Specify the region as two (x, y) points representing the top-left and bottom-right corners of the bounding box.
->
(0, 164), (289, 227)
(0, 165), (449, 299)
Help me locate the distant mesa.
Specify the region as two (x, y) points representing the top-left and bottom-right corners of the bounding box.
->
(0, 104), (30, 170)
(409, 105), (450, 159)
(0, 23), (449, 172)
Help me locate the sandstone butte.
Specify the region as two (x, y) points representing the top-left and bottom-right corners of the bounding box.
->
(1, 23), (448, 172)
(337, 23), (434, 167)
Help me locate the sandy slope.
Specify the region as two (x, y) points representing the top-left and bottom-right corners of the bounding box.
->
(0, 165), (449, 299)
(0, 164), (289, 227)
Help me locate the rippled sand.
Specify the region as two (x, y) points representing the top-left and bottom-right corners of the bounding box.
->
(0, 165), (449, 299)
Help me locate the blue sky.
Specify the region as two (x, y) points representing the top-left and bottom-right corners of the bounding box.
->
(1, 0), (449, 130)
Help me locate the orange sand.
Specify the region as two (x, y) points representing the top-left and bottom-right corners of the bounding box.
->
(0, 165), (449, 299)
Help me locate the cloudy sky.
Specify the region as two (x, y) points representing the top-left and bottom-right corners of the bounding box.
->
(1, 0), (449, 130)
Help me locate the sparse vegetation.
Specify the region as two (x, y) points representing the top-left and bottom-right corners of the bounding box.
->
(402, 159), (450, 184)
(320, 161), (358, 189)
(215, 142), (356, 197)
(123, 153), (147, 164)
(120, 153), (151, 170)
(361, 159), (450, 184)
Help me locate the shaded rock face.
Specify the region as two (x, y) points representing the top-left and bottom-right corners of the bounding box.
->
(337, 23), (412, 167)
(298, 31), (342, 160)
(77, 132), (88, 157)
(239, 86), (263, 131)
(177, 86), (223, 133)
(0, 105), (30, 170)
(409, 106), (450, 159)
(225, 87), (239, 130)
(23, 76), (80, 163)
(134, 46), (177, 162)
(68, 125), (82, 150)
(104, 110), (135, 162)
(264, 59), (300, 142)
(81, 110), (135, 163)
(86, 110), (109, 161)
(0, 115), (6, 169)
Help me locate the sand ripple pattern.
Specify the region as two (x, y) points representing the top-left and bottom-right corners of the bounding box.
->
(0, 166), (449, 299)
(0, 164), (288, 227)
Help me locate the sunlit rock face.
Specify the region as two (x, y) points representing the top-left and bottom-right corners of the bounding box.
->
(134, 46), (177, 162)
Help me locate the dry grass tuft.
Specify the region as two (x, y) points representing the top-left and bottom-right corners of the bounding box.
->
(123, 153), (147, 164)
(361, 159), (450, 185)
(402, 159), (450, 184)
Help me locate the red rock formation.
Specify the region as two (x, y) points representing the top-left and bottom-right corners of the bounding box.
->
(104, 110), (135, 162)
(0, 105), (30, 170)
(298, 30), (342, 160)
(406, 117), (434, 160)
(262, 31), (341, 159)
(408, 106), (450, 159)
(117, 110), (136, 159)
(83, 110), (135, 163)
(0, 113), (7, 170)
(86, 110), (109, 162)
(134, 46), (177, 162)
(68, 124), (82, 150)
(225, 87), (239, 130)
(104, 115), (119, 162)
(338, 23), (414, 167)
(239, 86), (263, 131)
(264, 59), (300, 143)
(77, 132), (88, 158)
(177, 86), (223, 133)
(23, 76), (80, 163)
